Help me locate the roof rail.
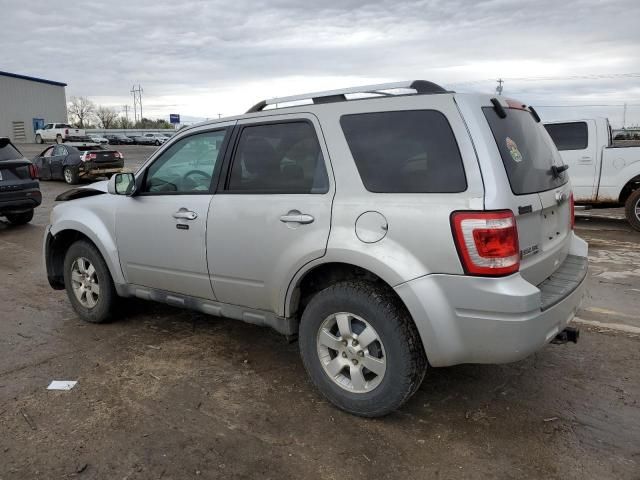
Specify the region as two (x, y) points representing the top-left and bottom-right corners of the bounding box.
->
(246, 80), (449, 113)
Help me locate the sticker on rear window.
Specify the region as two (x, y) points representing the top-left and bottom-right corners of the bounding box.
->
(505, 137), (523, 163)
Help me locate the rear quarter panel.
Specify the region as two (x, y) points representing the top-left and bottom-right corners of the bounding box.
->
(294, 94), (484, 287)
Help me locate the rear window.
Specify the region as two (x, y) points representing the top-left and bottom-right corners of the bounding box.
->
(483, 107), (567, 195)
(0, 140), (23, 161)
(340, 110), (466, 193)
(544, 122), (588, 150)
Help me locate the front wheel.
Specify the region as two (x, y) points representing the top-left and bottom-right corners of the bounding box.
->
(5, 210), (34, 225)
(299, 281), (427, 417)
(624, 189), (640, 232)
(155, 140), (161, 146)
(63, 240), (116, 323)
(56, 134), (63, 144)
(35, 134), (43, 144)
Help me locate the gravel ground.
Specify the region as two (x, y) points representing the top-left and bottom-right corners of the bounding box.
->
(0, 144), (638, 479)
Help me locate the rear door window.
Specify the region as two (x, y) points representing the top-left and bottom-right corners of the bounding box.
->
(483, 107), (567, 195)
(544, 122), (588, 151)
(226, 122), (329, 194)
(340, 110), (466, 193)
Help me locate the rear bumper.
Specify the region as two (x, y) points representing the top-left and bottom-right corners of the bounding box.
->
(0, 187), (42, 214)
(395, 233), (588, 367)
(78, 160), (124, 177)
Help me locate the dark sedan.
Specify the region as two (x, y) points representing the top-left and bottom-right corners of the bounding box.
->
(0, 138), (41, 225)
(33, 143), (125, 185)
(105, 134), (134, 145)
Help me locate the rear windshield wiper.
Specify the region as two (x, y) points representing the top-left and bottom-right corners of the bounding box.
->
(490, 98), (507, 118)
(551, 164), (569, 178)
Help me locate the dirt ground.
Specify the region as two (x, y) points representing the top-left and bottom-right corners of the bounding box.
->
(1, 145), (639, 479)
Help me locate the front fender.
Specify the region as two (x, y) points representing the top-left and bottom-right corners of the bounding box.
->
(50, 205), (126, 288)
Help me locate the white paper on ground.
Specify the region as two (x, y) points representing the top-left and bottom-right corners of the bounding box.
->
(47, 380), (77, 391)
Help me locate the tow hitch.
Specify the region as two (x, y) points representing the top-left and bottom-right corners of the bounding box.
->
(552, 326), (580, 344)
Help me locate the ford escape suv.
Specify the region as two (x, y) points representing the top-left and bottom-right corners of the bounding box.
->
(44, 80), (588, 417)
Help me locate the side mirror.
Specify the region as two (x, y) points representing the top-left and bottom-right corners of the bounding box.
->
(108, 172), (136, 196)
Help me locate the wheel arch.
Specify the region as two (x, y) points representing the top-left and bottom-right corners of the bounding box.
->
(48, 220), (126, 292)
(619, 174), (640, 204)
(285, 259), (409, 319)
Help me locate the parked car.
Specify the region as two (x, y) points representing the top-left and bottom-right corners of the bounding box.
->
(87, 134), (109, 145)
(35, 123), (86, 144)
(34, 143), (124, 185)
(44, 81), (587, 417)
(544, 118), (640, 230)
(105, 134), (134, 145)
(0, 137), (41, 225)
(133, 133), (168, 146)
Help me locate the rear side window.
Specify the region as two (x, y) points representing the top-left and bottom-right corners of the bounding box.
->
(340, 110), (466, 193)
(483, 107), (567, 195)
(544, 122), (588, 151)
(227, 122), (329, 194)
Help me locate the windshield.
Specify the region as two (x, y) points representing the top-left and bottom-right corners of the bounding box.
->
(483, 107), (567, 195)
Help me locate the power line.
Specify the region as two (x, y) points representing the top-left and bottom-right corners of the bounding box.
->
(449, 72), (640, 87)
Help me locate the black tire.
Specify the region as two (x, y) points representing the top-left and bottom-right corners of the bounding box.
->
(5, 210), (34, 225)
(56, 134), (63, 144)
(299, 281), (427, 417)
(63, 240), (117, 323)
(35, 134), (43, 144)
(63, 166), (79, 185)
(155, 140), (161, 146)
(624, 189), (640, 232)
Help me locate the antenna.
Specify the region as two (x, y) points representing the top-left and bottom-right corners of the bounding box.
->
(496, 78), (504, 95)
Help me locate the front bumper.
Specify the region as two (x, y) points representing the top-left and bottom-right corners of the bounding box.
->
(395, 234), (588, 367)
(0, 187), (42, 214)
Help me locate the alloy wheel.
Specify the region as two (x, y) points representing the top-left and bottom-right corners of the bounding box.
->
(70, 257), (100, 308)
(316, 312), (387, 393)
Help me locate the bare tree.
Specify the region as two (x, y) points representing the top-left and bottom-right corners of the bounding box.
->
(95, 106), (119, 129)
(116, 116), (133, 129)
(67, 96), (96, 128)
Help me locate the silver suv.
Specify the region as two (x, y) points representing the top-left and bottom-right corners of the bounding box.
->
(44, 81), (588, 417)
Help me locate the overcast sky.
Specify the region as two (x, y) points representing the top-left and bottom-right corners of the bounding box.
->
(2, 0), (639, 127)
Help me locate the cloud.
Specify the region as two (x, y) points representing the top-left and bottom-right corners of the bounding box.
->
(1, 0), (639, 126)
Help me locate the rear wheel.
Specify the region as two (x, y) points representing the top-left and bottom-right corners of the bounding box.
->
(63, 240), (116, 323)
(299, 281), (427, 417)
(63, 166), (79, 185)
(56, 134), (63, 144)
(35, 134), (43, 144)
(5, 210), (34, 225)
(624, 189), (640, 232)
(155, 140), (161, 146)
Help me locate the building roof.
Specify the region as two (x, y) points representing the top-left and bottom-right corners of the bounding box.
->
(0, 70), (67, 87)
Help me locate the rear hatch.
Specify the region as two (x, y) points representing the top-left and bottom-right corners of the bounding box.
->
(481, 100), (572, 285)
(0, 140), (38, 193)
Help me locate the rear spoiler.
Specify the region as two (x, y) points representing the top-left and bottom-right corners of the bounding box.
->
(490, 98), (541, 123)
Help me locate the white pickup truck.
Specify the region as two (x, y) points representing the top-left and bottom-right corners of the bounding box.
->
(544, 118), (640, 230)
(35, 123), (86, 144)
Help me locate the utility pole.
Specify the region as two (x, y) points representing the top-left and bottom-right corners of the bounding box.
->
(496, 78), (504, 95)
(130, 84), (143, 123)
(623, 103), (627, 129)
(122, 105), (130, 125)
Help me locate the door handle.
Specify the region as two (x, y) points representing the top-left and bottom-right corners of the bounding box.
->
(280, 211), (314, 224)
(173, 208), (198, 220)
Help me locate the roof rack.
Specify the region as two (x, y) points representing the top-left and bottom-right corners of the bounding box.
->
(246, 80), (450, 113)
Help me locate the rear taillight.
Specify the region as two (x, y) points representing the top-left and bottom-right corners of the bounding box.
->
(28, 164), (38, 179)
(82, 152), (97, 162)
(570, 192), (575, 229)
(114, 151), (122, 159)
(65, 128), (69, 134)
(451, 210), (520, 276)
